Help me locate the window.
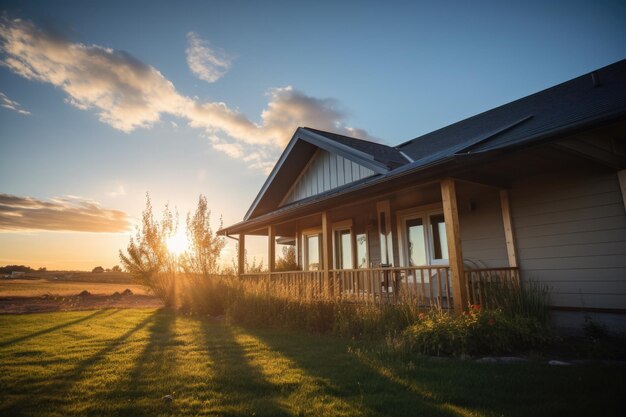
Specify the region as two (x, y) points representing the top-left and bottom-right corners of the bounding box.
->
(398, 207), (449, 266)
(356, 233), (368, 268)
(376, 200), (394, 266)
(334, 229), (353, 269)
(302, 232), (321, 271)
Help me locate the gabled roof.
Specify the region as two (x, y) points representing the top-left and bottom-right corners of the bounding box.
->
(244, 127), (409, 220)
(223, 59), (626, 235)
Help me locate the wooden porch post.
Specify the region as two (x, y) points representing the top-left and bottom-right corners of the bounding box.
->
(499, 190), (518, 268)
(321, 211), (333, 296)
(268, 225), (275, 273)
(238, 234), (246, 277)
(441, 178), (468, 311)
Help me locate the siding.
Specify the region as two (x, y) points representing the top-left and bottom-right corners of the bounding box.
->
(283, 149), (375, 205)
(458, 189), (509, 268)
(510, 171), (626, 310)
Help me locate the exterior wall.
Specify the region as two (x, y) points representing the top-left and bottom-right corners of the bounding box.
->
(283, 149), (375, 205)
(457, 187), (509, 268)
(510, 170), (626, 311)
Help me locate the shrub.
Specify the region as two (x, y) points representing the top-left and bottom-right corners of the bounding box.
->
(401, 305), (553, 356)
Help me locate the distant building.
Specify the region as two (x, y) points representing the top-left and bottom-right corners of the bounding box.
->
(11, 271), (26, 278)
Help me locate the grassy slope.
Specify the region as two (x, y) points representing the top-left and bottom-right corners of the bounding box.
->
(0, 309), (624, 417)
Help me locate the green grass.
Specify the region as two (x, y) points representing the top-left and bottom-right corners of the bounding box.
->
(0, 309), (624, 416)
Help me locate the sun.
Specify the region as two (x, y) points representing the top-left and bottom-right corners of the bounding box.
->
(166, 230), (188, 255)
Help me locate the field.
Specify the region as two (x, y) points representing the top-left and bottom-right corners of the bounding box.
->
(1, 308), (624, 417)
(0, 273), (158, 314)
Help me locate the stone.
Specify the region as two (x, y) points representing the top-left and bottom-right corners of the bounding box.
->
(548, 360), (571, 366)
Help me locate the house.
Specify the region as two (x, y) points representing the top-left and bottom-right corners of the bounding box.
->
(219, 59), (626, 333)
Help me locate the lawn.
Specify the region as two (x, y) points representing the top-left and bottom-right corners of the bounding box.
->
(0, 309), (624, 417)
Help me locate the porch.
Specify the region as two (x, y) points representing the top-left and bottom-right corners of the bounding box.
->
(228, 178), (521, 311)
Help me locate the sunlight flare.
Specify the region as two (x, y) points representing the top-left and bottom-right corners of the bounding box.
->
(166, 230), (188, 255)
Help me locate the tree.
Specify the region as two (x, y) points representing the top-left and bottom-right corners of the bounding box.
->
(119, 194), (177, 306)
(179, 195), (225, 278)
(111, 265), (122, 272)
(92, 266), (104, 273)
(275, 245), (298, 271)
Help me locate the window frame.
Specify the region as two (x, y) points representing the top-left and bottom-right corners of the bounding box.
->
(396, 204), (449, 267)
(301, 227), (322, 271)
(331, 219), (353, 270)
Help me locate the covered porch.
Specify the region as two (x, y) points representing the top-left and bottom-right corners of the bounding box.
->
(227, 177), (520, 311)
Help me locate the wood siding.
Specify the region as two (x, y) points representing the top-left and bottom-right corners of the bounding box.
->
(510, 171), (626, 310)
(457, 188), (509, 268)
(283, 149), (375, 205)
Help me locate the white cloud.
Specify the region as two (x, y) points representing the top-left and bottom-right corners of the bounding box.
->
(0, 91), (30, 115)
(186, 32), (232, 83)
(0, 17), (374, 172)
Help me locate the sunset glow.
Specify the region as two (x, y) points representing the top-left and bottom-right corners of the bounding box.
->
(166, 230), (189, 256)
(1, 1), (624, 271)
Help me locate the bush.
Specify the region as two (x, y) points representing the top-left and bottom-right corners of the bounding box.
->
(400, 305), (553, 356)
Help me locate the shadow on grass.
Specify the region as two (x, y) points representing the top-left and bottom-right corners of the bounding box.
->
(0, 309), (113, 348)
(100, 309), (178, 417)
(240, 327), (466, 417)
(197, 320), (291, 416)
(1, 310), (157, 415)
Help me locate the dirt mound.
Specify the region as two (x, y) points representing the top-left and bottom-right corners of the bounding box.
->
(78, 290), (91, 297)
(111, 291), (122, 299)
(121, 288), (134, 296)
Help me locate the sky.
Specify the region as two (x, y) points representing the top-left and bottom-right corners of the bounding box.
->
(1, 0), (625, 270)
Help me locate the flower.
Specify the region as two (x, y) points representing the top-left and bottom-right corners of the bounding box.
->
(488, 318), (495, 326)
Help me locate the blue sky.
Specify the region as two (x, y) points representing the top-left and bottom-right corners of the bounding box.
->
(1, 0), (625, 269)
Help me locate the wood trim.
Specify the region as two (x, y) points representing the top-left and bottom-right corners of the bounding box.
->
(321, 211), (333, 295)
(238, 234), (246, 276)
(268, 225), (275, 273)
(550, 305), (626, 315)
(441, 178), (468, 311)
(499, 189), (518, 268)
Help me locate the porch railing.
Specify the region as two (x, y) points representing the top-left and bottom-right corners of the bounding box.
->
(331, 266), (453, 308)
(240, 266), (519, 309)
(465, 267), (520, 307)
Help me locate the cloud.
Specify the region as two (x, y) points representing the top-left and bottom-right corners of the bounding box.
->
(0, 17), (374, 171)
(186, 32), (232, 83)
(0, 91), (30, 115)
(0, 194), (131, 233)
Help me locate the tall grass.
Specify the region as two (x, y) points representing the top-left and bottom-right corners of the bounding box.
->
(480, 280), (551, 325)
(165, 272), (554, 356)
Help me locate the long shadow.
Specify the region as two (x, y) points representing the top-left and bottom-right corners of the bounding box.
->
(0, 309), (113, 348)
(1, 310), (157, 415)
(197, 320), (290, 416)
(241, 327), (463, 417)
(101, 309), (177, 417)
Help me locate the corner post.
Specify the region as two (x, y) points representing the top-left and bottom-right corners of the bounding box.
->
(440, 178), (468, 311)
(238, 234), (246, 277)
(499, 189), (518, 268)
(268, 225), (275, 274)
(321, 211), (333, 296)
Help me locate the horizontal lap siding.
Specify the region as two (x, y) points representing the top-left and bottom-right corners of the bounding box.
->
(458, 190), (509, 268)
(510, 172), (626, 309)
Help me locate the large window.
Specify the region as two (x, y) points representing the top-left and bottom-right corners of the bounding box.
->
(302, 232), (321, 271)
(398, 208), (449, 266)
(334, 229), (353, 269)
